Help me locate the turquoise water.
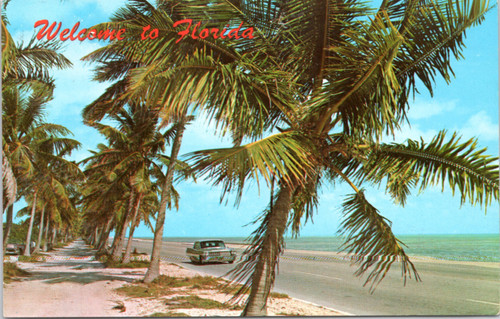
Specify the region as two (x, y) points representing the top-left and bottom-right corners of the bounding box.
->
(160, 234), (500, 262)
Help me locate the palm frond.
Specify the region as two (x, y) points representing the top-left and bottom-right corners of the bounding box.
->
(364, 131), (499, 209)
(289, 172), (321, 236)
(339, 190), (420, 291)
(187, 132), (315, 204)
(3, 35), (72, 83)
(395, 0), (492, 95)
(225, 183), (294, 304)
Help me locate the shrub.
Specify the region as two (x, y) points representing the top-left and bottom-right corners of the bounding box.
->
(104, 259), (150, 268)
(269, 292), (289, 299)
(149, 311), (189, 317)
(3, 262), (30, 283)
(18, 255), (46, 262)
(115, 275), (226, 298)
(166, 295), (241, 310)
(99, 254), (150, 268)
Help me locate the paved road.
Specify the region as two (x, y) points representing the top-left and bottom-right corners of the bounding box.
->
(130, 239), (500, 316)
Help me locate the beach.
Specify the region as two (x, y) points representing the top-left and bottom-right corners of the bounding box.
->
(3, 240), (343, 317)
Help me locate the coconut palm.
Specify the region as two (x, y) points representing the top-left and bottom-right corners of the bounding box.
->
(2, 10), (71, 88)
(2, 8), (72, 252)
(122, 188), (160, 263)
(83, 104), (165, 260)
(22, 151), (81, 256)
(2, 83), (80, 252)
(79, 168), (127, 253)
(82, 0), (497, 313)
(81, 102), (191, 263)
(82, 0), (298, 281)
(176, 0), (499, 315)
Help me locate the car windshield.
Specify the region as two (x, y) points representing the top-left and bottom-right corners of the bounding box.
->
(200, 241), (225, 249)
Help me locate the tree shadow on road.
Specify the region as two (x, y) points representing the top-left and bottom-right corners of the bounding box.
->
(18, 268), (142, 285)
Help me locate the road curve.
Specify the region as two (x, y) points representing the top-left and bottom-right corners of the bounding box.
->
(130, 239), (500, 316)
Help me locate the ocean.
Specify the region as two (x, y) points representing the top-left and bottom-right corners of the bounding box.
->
(161, 234), (500, 262)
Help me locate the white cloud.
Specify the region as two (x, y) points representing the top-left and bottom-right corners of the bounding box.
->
(94, 0), (127, 15)
(460, 111), (499, 142)
(180, 115), (234, 154)
(407, 98), (457, 120)
(47, 41), (110, 118)
(384, 123), (439, 144)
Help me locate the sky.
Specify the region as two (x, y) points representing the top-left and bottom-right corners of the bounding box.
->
(5, 0), (499, 238)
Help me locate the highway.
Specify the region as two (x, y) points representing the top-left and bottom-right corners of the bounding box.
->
(129, 239), (500, 316)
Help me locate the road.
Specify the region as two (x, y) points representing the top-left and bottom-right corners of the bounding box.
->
(129, 239), (500, 316)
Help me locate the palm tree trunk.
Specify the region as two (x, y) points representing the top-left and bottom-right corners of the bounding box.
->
(93, 228), (99, 246)
(144, 117), (187, 283)
(43, 214), (49, 251)
(51, 227), (57, 247)
(97, 218), (113, 254)
(242, 183), (295, 316)
(24, 191), (37, 256)
(34, 205), (45, 254)
(123, 194), (142, 264)
(3, 205), (13, 253)
(110, 218), (126, 260)
(111, 191), (136, 260)
(110, 218), (123, 254)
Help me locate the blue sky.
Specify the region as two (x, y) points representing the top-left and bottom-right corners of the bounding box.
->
(5, 0), (499, 238)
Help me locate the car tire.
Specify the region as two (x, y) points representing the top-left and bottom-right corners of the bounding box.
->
(228, 260), (235, 264)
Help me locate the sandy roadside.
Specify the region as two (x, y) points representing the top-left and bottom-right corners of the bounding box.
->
(3, 241), (344, 317)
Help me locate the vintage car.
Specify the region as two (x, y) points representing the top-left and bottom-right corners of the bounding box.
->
(5, 243), (26, 255)
(186, 239), (236, 265)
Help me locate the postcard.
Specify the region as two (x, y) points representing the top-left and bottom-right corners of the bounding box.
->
(2, 0), (499, 317)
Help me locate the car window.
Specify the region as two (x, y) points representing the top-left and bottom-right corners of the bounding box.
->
(200, 241), (225, 248)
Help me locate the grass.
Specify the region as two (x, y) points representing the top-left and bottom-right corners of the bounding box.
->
(277, 312), (303, 316)
(3, 262), (31, 283)
(187, 276), (224, 289)
(269, 292), (289, 299)
(166, 295), (242, 310)
(99, 254), (150, 268)
(149, 311), (189, 317)
(115, 275), (225, 298)
(221, 283), (289, 299)
(17, 254), (46, 262)
(104, 259), (150, 268)
(53, 242), (67, 249)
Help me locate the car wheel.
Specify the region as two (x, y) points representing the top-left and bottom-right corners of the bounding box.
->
(198, 257), (204, 265)
(228, 260), (235, 264)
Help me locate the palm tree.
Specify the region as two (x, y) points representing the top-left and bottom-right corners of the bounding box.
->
(81, 102), (191, 264)
(82, 0), (296, 281)
(79, 169), (127, 253)
(22, 148), (81, 256)
(2, 7), (72, 252)
(122, 188), (160, 264)
(177, 0), (499, 315)
(82, 0), (497, 312)
(2, 84), (80, 252)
